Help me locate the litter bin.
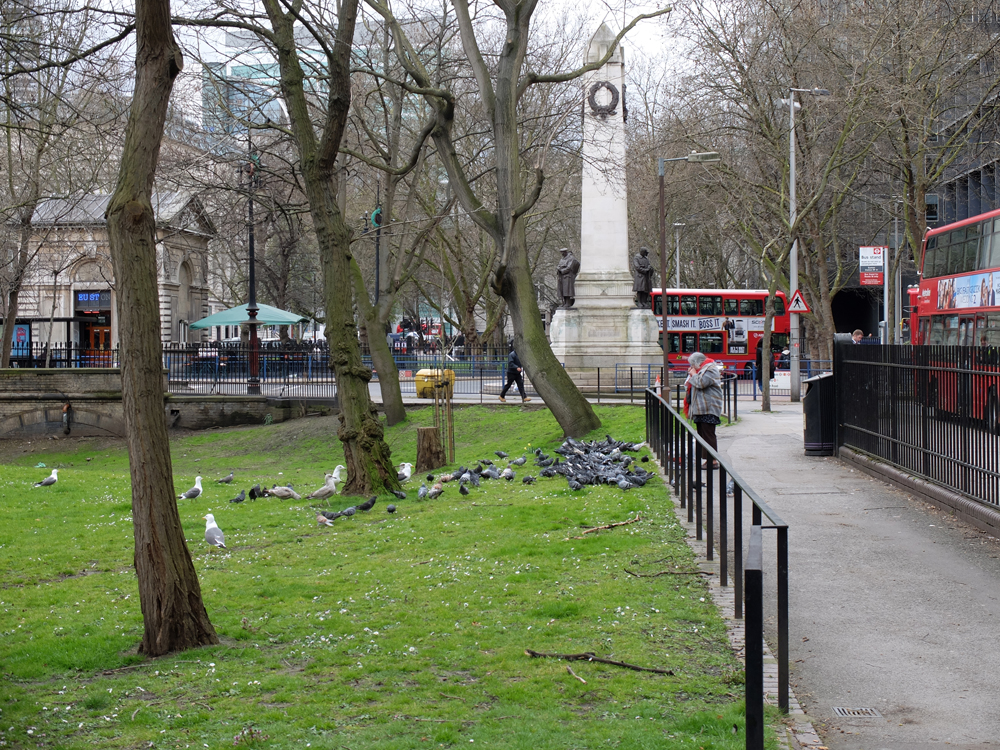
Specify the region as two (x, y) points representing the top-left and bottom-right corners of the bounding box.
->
(415, 368), (455, 398)
(802, 372), (836, 456)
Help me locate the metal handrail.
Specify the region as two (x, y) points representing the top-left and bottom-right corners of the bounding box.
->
(644, 388), (788, 735)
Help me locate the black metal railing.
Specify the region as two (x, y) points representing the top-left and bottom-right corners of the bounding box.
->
(5, 342), (120, 368)
(836, 343), (1000, 505)
(645, 388), (788, 749)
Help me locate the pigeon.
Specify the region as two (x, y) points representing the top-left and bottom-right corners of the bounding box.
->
(501, 467), (515, 482)
(535, 457), (554, 468)
(341, 507), (356, 517)
(397, 463), (413, 482)
(217, 472), (234, 484)
(451, 466), (468, 481)
(480, 459), (494, 466)
(460, 471), (473, 484)
(617, 478), (632, 491)
(540, 467), (557, 478)
(319, 509), (342, 520)
(317, 513), (336, 526)
(726, 478), (735, 496)
(392, 489), (406, 500)
(417, 483), (429, 500)
(495, 450), (508, 459)
(179, 476), (203, 500)
(567, 478), (583, 491)
(267, 485), (301, 500)
(386, 504), (397, 513)
(511, 455), (527, 467)
(203, 514), (226, 549)
(33, 469), (58, 487)
(641, 455), (650, 462)
(522, 475), (536, 484)
(229, 489), (246, 504)
(459, 483), (470, 496)
(469, 473), (481, 488)
(248, 483), (262, 500)
(427, 483), (444, 499)
(356, 496), (377, 512)
(426, 474), (435, 481)
(308, 473), (339, 500)
(440, 474), (453, 483)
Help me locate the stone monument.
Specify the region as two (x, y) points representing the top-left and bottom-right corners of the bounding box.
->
(549, 24), (662, 369)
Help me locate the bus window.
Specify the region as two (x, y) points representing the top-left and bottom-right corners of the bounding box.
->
(699, 295), (722, 315)
(959, 318), (972, 346)
(987, 231), (1000, 268)
(980, 232), (993, 270)
(680, 295), (697, 316)
(923, 235), (937, 276)
(963, 225), (980, 272)
(770, 333), (790, 350)
(681, 333), (697, 353)
(740, 298), (764, 316)
(667, 332), (680, 353)
(666, 295), (680, 315)
(724, 298), (738, 316)
(931, 237), (948, 277)
(946, 229), (965, 275)
(773, 297), (786, 316)
(918, 317), (930, 345)
(653, 295), (661, 315)
(943, 315), (960, 346)
(987, 314), (1000, 346)
(699, 333), (723, 353)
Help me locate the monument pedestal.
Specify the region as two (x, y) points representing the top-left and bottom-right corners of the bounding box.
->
(549, 298), (662, 369)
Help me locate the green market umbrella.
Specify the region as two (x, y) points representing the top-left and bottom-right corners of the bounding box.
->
(189, 303), (308, 329)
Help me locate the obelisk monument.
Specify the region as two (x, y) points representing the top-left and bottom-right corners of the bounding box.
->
(549, 24), (662, 369)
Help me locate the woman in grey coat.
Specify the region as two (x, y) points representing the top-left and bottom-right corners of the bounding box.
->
(686, 352), (723, 466)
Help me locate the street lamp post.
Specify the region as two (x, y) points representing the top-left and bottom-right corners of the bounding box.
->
(787, 87), (829, 403)
(673, 222), (685, 288)
(245, 139), (262, 395)
(658, 152), (721, 386)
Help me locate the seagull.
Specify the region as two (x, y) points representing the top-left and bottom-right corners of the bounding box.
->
(397, 463), (413, 482)
(427, 483), (444, 499)
(267, 485), (301, 500)
(308, 474), (339, 500)
(217, 472), (234, 484)
(179, 477), (203, 500)
(33, 469), (58, 487)
(417, 483), (428, 500)
(229, 489), (246, 504)
(356, 496), (377, 512)
(386, 504), (397, 514)
(331, 465), (347, 483)
(203, 514), (226, 549)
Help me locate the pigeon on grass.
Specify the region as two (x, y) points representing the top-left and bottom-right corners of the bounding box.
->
(179, 477), (203, 500)
(33, 469), (58, 487)
(392, 490), (407, 500)
(248, 483), (262, 500)
(266, 485), (301, 500)
(417, 483), (429, 500)
(229, 490), (246, 504)
(356, 496), (377, 512)
(203, 514), (226, 549)
(427, 483), (444, 499)
(386, 504), (397, 514)
(459, 483), (470, 496)
(217, 472), (234, 484)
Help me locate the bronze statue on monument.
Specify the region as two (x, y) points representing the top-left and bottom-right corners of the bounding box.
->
(632, 246), (654, 309)
(556, 248), (580, 308)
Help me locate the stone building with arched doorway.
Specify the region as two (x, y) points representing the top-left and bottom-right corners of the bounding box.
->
(20, 192), (215, 350)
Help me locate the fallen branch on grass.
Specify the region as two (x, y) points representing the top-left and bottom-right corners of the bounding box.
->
(566, 514), (642, 540)
(624, 568), (712, 578)
(567, 666), (587, 684)
(525, 649), (673, 675)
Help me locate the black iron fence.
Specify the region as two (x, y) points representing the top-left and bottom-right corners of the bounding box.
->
(645, 389), (788, 748)
(836, 343), (1000, 505)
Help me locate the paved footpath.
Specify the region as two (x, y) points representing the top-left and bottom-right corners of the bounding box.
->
(718, 403), (1000, 750)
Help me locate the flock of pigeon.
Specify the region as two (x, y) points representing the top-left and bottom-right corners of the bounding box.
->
(30, 435), (650, 551)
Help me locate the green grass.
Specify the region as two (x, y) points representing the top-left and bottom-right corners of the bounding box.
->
(0, 405), (781, 749)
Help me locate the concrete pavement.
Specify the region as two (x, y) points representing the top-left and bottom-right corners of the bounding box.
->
(717, 403), (1000, 750)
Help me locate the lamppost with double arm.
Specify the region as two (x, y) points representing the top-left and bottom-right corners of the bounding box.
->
(244, 139), (262, 395)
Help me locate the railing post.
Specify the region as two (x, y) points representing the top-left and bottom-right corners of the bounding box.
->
(745, 527), (764, 750)
(734, 485), (743, 619)
(705, 453), (713, 558)
(719, 467), (728, 587)
(777, 524), (789, 713)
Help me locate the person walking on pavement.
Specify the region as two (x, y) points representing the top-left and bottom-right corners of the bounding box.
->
(499, 344), (531, 403)
(686, 351), (722, 468)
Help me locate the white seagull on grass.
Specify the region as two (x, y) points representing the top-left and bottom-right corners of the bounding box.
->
(179, 476), (203, 500)
(33, 469), (58, 487)
(203, 514), (226, 549)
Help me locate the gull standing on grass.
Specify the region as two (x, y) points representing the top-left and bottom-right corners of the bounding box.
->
(34, 469), (58, 487)
(179, 476), (203, 500)
(203, 514), (226, 549)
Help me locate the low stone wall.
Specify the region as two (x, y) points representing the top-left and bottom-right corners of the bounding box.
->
(0, 368), (336, 438)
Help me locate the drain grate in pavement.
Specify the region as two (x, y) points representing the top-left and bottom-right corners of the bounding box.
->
(832, 706), (882, 718)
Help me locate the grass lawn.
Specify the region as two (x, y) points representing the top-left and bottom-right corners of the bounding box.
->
(0, 405), (776, 749)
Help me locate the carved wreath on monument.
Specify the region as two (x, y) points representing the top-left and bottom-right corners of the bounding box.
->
(588, 81), (619, 116)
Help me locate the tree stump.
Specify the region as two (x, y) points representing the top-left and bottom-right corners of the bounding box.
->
(416, 426), (446, 473)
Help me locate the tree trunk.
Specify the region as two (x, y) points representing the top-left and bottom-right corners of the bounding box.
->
(105, 0), (218, 656)
(0, 288), (19, 368)
(416, 426), (446, 472)
(499, 250), (601, 437)
(365, 311), (406, 426)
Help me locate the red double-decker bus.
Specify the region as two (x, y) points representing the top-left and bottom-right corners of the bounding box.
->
(652, 288), (790, 376)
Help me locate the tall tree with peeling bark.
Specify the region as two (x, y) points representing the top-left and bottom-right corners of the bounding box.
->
(367, 0), (668, 437)
(105, 0), (218, 655)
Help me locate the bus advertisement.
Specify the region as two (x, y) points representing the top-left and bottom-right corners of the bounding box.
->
(651, 288), (790, 376)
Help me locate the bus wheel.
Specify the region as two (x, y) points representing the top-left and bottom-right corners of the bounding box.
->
(986, 388), (1000, 434)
